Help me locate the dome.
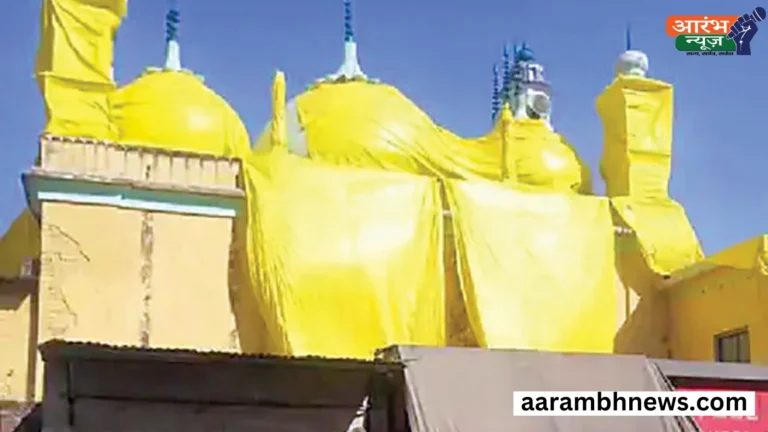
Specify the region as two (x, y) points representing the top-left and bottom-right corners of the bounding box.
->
(294, 82), (445, 168)
(254, 80), (590, 192)
(513, 120), (592, 194)
(110, 69), (250, 159)
(254, 80), (511, 180)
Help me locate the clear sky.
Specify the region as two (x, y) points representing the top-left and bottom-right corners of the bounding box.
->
(0, 0), (765, 254)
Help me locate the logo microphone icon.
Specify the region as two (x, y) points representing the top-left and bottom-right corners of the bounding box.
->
(748, 6), (766, 22)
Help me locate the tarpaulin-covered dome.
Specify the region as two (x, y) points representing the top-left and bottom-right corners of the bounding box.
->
(109, 4), (250, 159)
(252, 1), (590, 193)
(111, 70), (250, 158)
(254, 81), (508, 180)
(254, 79), (591, 192)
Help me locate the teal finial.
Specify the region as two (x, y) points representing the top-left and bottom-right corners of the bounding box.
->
(344, 0), (354, 42)
(626, 24), (632, 51)
(318, 0), (374, 84)
(502, 45), (512, 102)
(492, 64), (501, 122)
(164, 0), (181, 70)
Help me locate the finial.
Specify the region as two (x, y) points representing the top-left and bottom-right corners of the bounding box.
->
(344, 0), (354, 42)
(502, 45), (512, 103)
(318, 0), (375, 84)
(164, 0), (182, 71)
(616, 24), (649, 78)
(492, 64), (501, 122)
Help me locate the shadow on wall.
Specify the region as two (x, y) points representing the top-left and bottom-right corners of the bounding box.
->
(613, 225), (669, 358)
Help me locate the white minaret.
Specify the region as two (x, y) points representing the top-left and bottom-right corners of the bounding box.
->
(508, 43), (553, 130)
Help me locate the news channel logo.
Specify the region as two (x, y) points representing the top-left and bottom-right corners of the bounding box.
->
(666, 7), (766, 56)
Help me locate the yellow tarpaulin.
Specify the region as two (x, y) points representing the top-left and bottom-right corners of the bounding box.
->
(35, 0), (126, 140)
(236, 148), (445, 358)
(292, 81), (503, 180)
(0, 210), (41, 279)
(511, 119), (592, 194)
(110, 71), (251, 159)
(611, 196), (704, 275)
(254, 81), (591, 193)
(597, 76), (673, 199)
(445, 179), (617, 353)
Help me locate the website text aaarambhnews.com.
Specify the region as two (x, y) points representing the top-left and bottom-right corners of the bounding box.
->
(512, 391), (756, 417)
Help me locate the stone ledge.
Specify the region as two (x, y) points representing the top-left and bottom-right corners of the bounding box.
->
(38, 135), (242, 192)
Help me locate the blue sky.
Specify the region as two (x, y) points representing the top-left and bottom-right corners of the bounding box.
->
(0, 0), (765, 254)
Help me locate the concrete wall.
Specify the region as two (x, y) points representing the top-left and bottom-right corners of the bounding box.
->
(35, 201), (239, 397)
(668, 268), (766, 363)
(0, 279), (38, 402)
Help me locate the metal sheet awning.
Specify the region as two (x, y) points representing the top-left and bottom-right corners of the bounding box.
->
(380, 346), (700, 432)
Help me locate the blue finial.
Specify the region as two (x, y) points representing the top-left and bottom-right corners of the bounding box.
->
(344, 0), (354, 42)
(165, 1), (180, 43)
(164, 0), (182, 70)
(502, 45), (512, 103)
(492, 63), (501, 122)
(625, 24), (632, 51)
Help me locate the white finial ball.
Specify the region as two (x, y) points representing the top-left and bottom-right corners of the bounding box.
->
(616, 50), (649, 77)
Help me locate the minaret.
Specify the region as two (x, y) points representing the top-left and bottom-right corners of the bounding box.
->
(492, 64), (501, 123)
(164, 0), (182, 71)
(321, 0), (374, 83)
(506, 42), (553, 128)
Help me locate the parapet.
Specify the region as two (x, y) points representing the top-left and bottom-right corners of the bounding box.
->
(34, 134), (242, 193)
(23, 135), (244, 220)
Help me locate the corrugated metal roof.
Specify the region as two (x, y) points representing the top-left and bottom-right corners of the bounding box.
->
(39, 340), (403, 372)
(655, 358), (768, 382)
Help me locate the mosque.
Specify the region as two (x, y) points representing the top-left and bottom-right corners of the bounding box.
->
(0, 0), (766, 409)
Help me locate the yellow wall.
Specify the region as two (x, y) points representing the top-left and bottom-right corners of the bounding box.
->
(34, 201), (238, 397)
(668, 267), (767, 363)
(145, 212), (239, 350)
(0, 280), (37, 402)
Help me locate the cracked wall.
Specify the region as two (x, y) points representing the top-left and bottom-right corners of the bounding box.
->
(36, 202), (145, 397)
(34, 200), (239, 396)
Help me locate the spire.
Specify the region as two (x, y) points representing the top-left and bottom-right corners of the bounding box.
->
(344, 0), (354, 42)
(318, 0), (374, 83)
(502, 45), (512, 103)
(616, 23), (649, 78)
(164, 0), (181, 71)
(492, 64), (501, 123)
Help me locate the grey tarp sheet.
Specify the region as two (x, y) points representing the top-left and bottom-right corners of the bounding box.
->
(382, 346), (701, 432)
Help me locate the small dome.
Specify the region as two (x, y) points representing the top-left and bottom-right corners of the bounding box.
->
(513, 120), (592, 194)
(616, 50), (649, 78)
(111, 70), (250, 158)
(516, 47), (535, 62)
